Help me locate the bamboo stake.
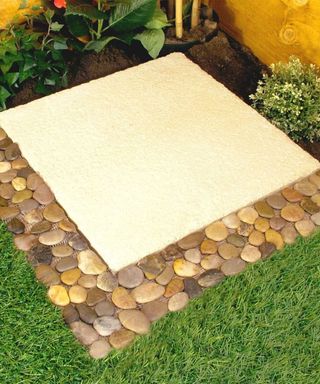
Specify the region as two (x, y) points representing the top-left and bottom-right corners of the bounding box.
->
(168, 0), (175, 20)
(175, 0), (183, 39)
(191, 0), (200, 29)
(157, 0), (161, 8)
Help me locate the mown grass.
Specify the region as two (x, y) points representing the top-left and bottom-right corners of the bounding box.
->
(0, 222), (320, 384)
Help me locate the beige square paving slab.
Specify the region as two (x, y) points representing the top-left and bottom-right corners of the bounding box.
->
(0, 53), (318, 272)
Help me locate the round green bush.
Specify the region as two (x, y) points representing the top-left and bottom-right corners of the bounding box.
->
(250, 57), (320, 142)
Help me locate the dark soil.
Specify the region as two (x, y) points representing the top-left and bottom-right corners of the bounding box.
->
(298, 141), (320, 162)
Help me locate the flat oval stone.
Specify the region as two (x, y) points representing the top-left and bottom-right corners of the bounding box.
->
(184, 278), (202, 298)
(198, 269), (225, 287)
(295, 219), (315, 237)
(19, 199), (39, 213)
(5, 143), (20, 160)
(168, 292), (189, 312)
(29, 244), (52, 265)
(201, 254), (224, 270)
(97, 271), (118, 292)
(311, 212), (320, 225)
(281, 204), (305, 222)
(218, 243), (240, 259)
(312, 193), (320, 206)
(265, 229), (284, 250)
(222, 213), (241, 229)
(142, 300), (168, 321)
(0, 151), (4, 161)
(12, 158), (28, 170)
(36, 264), (60, 286)
(0, 183), (15, 199)
(237, 222), (254, 236)
(70, 321), (99, 346)
(112, 287), (136, 309)
(78, 275), (97, 288)
(95, 300), (115, 316)
(24, 209), (43, 225)
(221, 258), (246, 276)
(27, 173), (44, 191)
(52, 244), (73, 258)
(227, 233), (246, 247)
(69, 285), (87, 304)
(241, 244), (261, 262)
(259, 242), (276, 260)
(78, 250), (107, 275)
(281, 224), (298, 244)
(12, 177), (26, 191)
(77, 303), (97, 324)
(119, 309), (150, 334)
(205, 221), (228, 241)
(0, 196), (7, 207)
(86, 287), (106, 306)
(30, 220), (52, 234)
(39, 229), (65, 246)
(118, 265), (144, 289)
(12, 189), (33, 204)
(200, 239), (217, 254)
(156, 265), (174, 285)
(300, 198), (320, 214)
(177, 231), (205, 250)
(93, 316), (121, 336)
(237, 207), (258, 224)
(282, 187), (303, 202)
(61, 268), (81, 285)
(138, 254), (166, 276)
(0, 206), (20, 220)
(164, 278), (184, 298)
(43, 203), (66, 223)
(33, 183), (54, 205)
(0, 161), (11, 173)
(269, 217), (286, 231)
(0, 169), (17, 183)
(248, 230), (265, 246)
(131, 282), (165, 303)
(17, 166), (34, 179)
(161, 243), (183, 261)
(266, 193), (287, 209)
(59, 219), (76, 232)
(56, 257), (78, 272)
(109, 328), (136, 349)
(254, 201), (274, 218)
(14, 234), (37, 251)
(68, 234), (88, 250)
(309, 174), (320, 188)
(62, 304), (79, 324)
(173, 258), (201, 277)
(48, 285), (70, 306)
(184, 248), (201, 263)
(0, 137), (12, 149)
(294, 181), (317, 196)
(7, 218), (25, 234)
(89, 339), (111, 359)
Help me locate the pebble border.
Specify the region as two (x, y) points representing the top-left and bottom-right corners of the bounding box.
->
(1, 128), (320, 358)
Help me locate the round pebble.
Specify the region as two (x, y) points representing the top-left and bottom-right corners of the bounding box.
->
(311, 193), (320, 206)
(222, 213), (241, 229)
(86, 288), (106, 306)
(24, 209), (43, 225)
(237, 222), (254, 236)
(300, 198), (319, 214)
(29, 244), (52, 265)
(265, 229), (284, 249)
(142, 300), (168, 321)
(282, 187), (303, 202)
(0, 183), (14, 199)
(30, 220), (52, 234)
(184, 278), (202, 298)
(184, 248), (201, 263)
(173, 258), (201, 277)
(27, 174), (43, 191)
(97, 271), (118, 292)
(0, 169), (17, 183)
(227, 233), (246, 247)
(281, 224), (298, 244)
(156, 265), (174, 285)
(270, 216), (286, 231)
(311, 211), (320, 225)
(78, 250), (107, 275)
(200, 254), (224, 270)
(36, 264), (60, 286)
(118, 265), (144, 289)
(237, 207), (258, 224)
(241, 244), (261, 262)
(12, 177), (26, 191)
(259, 242), (276, 259)
(205, 221), (228, 241)
(221, 258), (246, 276)
(48, 285), (70, 306)
(43, 203), (65, 223)
(33, 183), (54, 205)
(266, 193), (287, 209)
(109, 329), (135, 349)
(12, 158), (28, 170)
(61, 268), (81, 285)
(55, 257), (78, 272)
(164, 278), (184, 298)
(0, 206), (19, 220)
(200, 239), (217, 254)
(177, 231), (205, 250)
(77, 303), (97, 324)
(89, 339), (111, 359)
(70, 321), (99, 346)
(14, 234), (37, 251)
(68, 234), (87, 250)
(39, 229), (65, 246)
(248, 230), (265, 246)
(295, 219), (315, 237)
(19, 199), (39, 213)
(118, 309), (150, 334)
(69, 285), (87, 303)
(309, 174), (320, 188)
(78, 275), (97, 288)
(198, 269), (225, 287)
(95, 301), (115, 316)
(254, 201), (274, 218)
(281, 204), (305, 222)
(0, 161), (11, 173)
(112, 287), (136, 309)
(218, 243), (239, 259)
(59, 219), (76, 232)
(7, 218), (25, 234)
(12, 189), (33, 203)
(294, 181), (317, 196)
(168, 292), (189, 312)
(131, 282), (165, 303)
(5, 143), (20, 160)
(52, 244), (73, 258)
(63, 304), (79, 324)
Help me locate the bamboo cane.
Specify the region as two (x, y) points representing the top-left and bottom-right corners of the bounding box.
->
(191, 0), (200, 29)
(175, 0), (183, 39)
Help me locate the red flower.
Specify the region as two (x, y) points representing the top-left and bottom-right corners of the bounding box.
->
(54, 0), (67, 8)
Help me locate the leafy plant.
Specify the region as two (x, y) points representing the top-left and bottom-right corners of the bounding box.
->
(0, 10), (69, 110)
(250, 57), (320, 142)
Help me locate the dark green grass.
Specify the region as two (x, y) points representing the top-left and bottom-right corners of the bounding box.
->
(0, 222), (320, 384)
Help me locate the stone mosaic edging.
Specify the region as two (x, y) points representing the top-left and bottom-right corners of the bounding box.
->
(1, 127), (320, 359)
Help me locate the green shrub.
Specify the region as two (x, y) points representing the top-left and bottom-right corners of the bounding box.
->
(250, 57), (320, 142)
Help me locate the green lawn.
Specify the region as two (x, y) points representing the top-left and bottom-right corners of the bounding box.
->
(0, 222), (320, 384)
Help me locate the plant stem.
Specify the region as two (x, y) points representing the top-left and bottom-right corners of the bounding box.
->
(168, 0), (175, 19)
(191, 0), (200, 29)
(175, 0), (183, 39)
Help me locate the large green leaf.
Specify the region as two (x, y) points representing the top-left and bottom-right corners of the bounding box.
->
(84, 36), (118, 53)
(65, 1), (108, 20)
(108, 0), (156, 33)
(134, 28), (164, 58)
(145, 7), (171, 30)
(65, 15), (89, 38)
